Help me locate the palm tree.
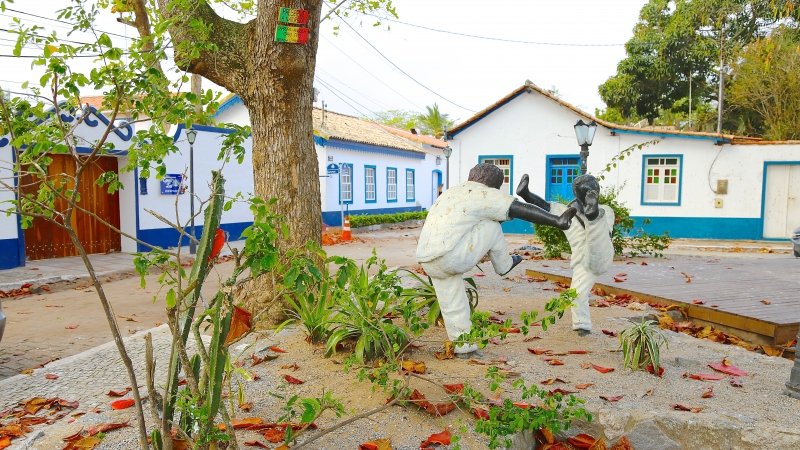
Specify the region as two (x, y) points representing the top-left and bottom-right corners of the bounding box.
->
(417, 103), (454, 138)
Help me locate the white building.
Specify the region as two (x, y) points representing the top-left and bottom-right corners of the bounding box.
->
(445, 81), (800, 240)
(214, 95), (449, 226)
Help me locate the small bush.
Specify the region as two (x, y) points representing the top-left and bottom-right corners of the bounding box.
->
(619, 319), (668, 373)
(348, 210), (427, 228)
(534, 187), (671, 258)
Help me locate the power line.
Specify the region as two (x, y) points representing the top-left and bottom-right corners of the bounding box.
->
(320, 35), (424, 111)
(5, 7), (133, 40)
(0, 27), (98, 46)
(316, 67), (392, 111)
(361, 13), (624, 47)
(335, 13), (477, 113)
(315, 76), (376, 117)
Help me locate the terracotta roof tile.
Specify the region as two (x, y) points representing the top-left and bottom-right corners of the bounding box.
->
(313, 108), (423, 153)
(378, 125), (447, 149)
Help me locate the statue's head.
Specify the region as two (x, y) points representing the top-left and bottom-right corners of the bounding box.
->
(572, 174), (600, 204)
(468, 163), (504, 190)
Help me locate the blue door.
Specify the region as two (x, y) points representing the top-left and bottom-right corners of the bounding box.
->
(546, 156), (580, 202)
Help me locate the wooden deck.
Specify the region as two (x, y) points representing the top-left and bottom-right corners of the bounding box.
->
(525, 253), (800, 345)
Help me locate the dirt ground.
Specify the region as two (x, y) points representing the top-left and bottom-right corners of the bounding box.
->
(2, 227), (799, 449)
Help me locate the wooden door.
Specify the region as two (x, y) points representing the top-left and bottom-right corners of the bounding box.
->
(21, 155), (121, 260)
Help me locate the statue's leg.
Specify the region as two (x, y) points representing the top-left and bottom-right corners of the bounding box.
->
(516, 174), (551, 211)
(570, 263), (597, 331)
(423, 264), (477, 354)
(476, 221), (516, 275)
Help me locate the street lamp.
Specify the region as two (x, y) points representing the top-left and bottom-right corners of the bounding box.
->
(442, 145), (453, 190)
(787, 334), (800, 399)
(573, 119), (597, 174)
(186, 128), (198, 255)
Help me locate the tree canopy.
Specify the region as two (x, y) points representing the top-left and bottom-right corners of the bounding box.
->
(375, 103), (454, 138)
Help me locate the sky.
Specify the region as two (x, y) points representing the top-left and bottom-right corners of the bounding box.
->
(0, 0), (648, 126)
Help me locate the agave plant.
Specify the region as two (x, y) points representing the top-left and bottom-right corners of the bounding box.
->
(399, 269), (479, 327)
(619, 319), (668, 373)
(278, 278), (335, 345)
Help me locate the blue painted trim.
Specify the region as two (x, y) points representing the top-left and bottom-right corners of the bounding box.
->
(173, 123), (238, 143)
(405, 168), (415, 202)
(448, 89), (527, 138)
(432, 169), (442, 189)
(504, 219), (533, 234)
(327, 139), (425, 160)
(544, 154), (580, 202)
(75, 146), (128, 156)
(213, 95), (243, 118)
(760, 161), (800, 239)
(364, 165), (377, 203)
(322, 206), (422, 227)
(338, 163), (353, 205)
(640, 154), (683, 206)
(386, 167), (397, 203)
(478, 154), (514, 195)
(137, 221), (252, 252)
(313, 135), (326, 146)
(0, 144), (25, 269)
(631, 216), (762, 240)
(611, 128), (729, 144)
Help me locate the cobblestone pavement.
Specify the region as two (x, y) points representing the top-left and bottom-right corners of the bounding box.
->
(0, 252), (137, 292)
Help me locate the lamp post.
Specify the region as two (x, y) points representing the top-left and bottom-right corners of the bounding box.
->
(186, 128), (197, 254)
(573, 119), (597, 174)
(442, 145), (453, 190)
(787, 334), (800, 399)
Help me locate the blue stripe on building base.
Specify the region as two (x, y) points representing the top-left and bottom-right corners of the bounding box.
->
(630, 216), (762, 240)
(0, 238), (22, 269)
(322, 206), (423, 227)
(136, 221), (253, 252)
(501, 218), (533, 234)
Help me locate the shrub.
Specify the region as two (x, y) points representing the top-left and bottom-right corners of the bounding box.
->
(399, 269), (478, 326)
(534, 187), (671, 258)
(348, 210), (427, 228)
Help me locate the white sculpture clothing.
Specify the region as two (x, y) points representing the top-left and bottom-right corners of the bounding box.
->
(417, 181), (515, 352)
(550, 202), (615, 331)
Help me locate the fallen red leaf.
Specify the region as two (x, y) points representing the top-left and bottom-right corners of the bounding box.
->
(685, 372), (725, 381)
(45, 373), (59, 380)
(358, 438), (392, 450)
(575, 383), (594, 389)
(420, 428), (451, 449)
(65, 324), (79, 330)
(409, 390), (456, 416)
(442, 383), (464, 394)
(545, 358), (564, 366)
(401, 360), (427, 374)
(549, 388), (577, 396)
(613, 275), (627, 283)
(499, 327), (521, 333)
(541, 378), (568, 385)
(601, 329), (618, 337)
(62, 435), (101, 450)
(283, 375), (304, 384)
(472, 407), (490, 420)
(528, 348), (552, 355)
(611, 436), (634, 450)
(600, 395), (624, 402)
(568, 350), (590, 354)
(645, 364), (664, 377)
(110, 399), (135, 410)
(244, 441), (270, 448)
(702, 387), (714, 398)
(268, 346), (287, 353)
(567, 433), (601, 449)
(223, 306), (252, 346)
(760, 299), (771, 305)
(692, 299), (705, 305)
(106, 388), (132, 397)
(219, 417), (264, 431)
(86, 421), (129, 436)
(709, 361), (748, 377)
(672, 403), (703, 413)
(262, 428), (284, 443)
(512, 401), (535, 409)
(591, 364), (615, 374)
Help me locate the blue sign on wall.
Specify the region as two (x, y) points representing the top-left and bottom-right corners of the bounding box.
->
(326, 163), (339, 174)
(161, 174), (184, 195)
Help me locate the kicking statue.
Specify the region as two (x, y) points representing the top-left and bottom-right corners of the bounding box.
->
(416, 163), (576, 355)
(516, 173), (615, 336)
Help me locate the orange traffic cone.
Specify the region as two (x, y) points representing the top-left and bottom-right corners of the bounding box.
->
(341, 216), (352, 242)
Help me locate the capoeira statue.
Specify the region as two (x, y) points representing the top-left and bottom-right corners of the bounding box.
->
(416, 164), (576, 354)
(516, 173), (615, 336)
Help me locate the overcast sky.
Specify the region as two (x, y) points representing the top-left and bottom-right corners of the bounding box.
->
(1, 0), (647, 125)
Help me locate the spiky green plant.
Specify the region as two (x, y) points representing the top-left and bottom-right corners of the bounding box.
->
(399, 269), (478, 326)
(619, 320), (668, 373)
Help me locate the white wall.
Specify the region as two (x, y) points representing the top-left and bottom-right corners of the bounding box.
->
(0, 143), (18, 241)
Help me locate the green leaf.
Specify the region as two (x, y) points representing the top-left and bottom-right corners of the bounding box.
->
(165, 288), (176, 308)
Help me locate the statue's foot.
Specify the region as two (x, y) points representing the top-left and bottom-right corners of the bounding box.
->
(500, 254), (523, 276)
(516, 174), (531, 198)
(575, 329), (591, 337)
(584, 190), (599, 221)
(556, 207), (577, 230)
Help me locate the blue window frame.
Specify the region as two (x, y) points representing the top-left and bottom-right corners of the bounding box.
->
(406, 169), (415, 202)
(641, 155), (682, 206)
(386, 167), (397, 203)
(339, 163), (353, 205)
(364, 165), (377, 203)
(478, 155), (513, 194)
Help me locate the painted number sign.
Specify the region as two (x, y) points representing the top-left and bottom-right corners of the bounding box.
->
(278, 7), (309, 24)
(160, 174), (184, 195)
(274, 25), (310, 44)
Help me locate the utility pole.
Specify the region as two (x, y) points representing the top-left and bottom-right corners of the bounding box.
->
(717, 24), (725, 134)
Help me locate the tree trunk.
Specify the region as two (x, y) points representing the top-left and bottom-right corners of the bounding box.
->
(238, 1), (323, 326)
